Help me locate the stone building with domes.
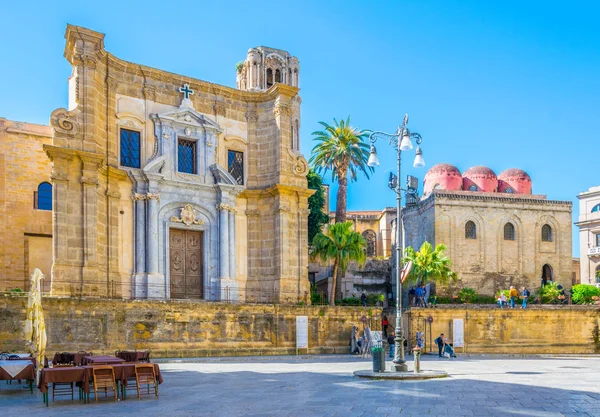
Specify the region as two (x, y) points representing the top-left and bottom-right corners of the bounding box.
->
(404, 163), (573, 296)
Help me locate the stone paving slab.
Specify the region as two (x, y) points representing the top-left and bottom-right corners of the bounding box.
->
(1, 355), (600, 416)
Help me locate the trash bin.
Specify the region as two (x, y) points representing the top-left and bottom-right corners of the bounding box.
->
(371, 347), (386, 372)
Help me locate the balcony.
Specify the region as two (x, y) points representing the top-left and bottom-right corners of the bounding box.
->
(588, 247), (600, 257)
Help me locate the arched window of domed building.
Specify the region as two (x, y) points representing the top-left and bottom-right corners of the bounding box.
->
(504, 223), (515, 240)
(465, 221), (476, 239)
(362, 230), (377, 257)
(468, 185), (478, 191)
(266, 68), (273, 88)
(541, 224), (553, 242)
(505, 187), (514, 193)
(591, 204), (600, 213)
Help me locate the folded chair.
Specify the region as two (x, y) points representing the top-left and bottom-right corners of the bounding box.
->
(92, 366), (117, 402)
(135, 364), (158, 399)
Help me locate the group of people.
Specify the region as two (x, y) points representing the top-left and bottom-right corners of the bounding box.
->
(434, 333), (456, 358)
(409, 284), (430, 307)
(497, 286), (530, 308)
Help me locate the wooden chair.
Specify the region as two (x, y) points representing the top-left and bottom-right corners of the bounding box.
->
(140, 350), (150, 363)
(92, 366), (117, 402)
(134, 364), (158, 399)
(52, 364), (75, 401)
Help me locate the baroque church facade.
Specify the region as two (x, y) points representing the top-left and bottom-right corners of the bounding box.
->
(0, 25), (313, 303)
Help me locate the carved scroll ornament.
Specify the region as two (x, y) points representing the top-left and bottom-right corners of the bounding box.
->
(170, 204), (204, 226)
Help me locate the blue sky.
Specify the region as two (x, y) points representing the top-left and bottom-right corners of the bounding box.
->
(1, 1), (598, 257)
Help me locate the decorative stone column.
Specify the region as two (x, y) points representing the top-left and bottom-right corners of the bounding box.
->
(218, 204), (230, 282)
(229, 209), (236, 278)
(132, 193), (146, 298)
(145, 192), (163, 299)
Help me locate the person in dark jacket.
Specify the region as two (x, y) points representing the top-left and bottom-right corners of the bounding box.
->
(360, 292), (367, 307)
(435, 333), (445, 357)
(387, 331), (395, 359)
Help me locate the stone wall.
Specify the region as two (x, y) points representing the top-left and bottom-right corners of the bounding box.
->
(0, 119), (53, 292)
(409, 306), (600, 354)
(0, 296), (382, 357)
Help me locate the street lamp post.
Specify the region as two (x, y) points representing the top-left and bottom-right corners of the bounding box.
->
(367, 114), (425, 372)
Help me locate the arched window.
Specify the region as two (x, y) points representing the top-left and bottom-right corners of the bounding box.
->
(596, 233), (600, 248)
(504, 223), (515, 240)
(592, 204), (600, 213)
(469, 185), (478, 191)
(465, 221), (476, 239)
(505, 187), (514, 193)
(266, 68), (273, 88)
(362, 230), (377, 257)
(35, 182), (52, 211)
(275, 69), (281, 83)
(433, 183), (442, 190)
(541, 224), (553, 242)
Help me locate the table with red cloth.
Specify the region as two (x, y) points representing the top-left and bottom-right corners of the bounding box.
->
(82, 355), (126, 365)
(0, 360), (35, 384)
(116, 351), (148, 362)
(38, 366), (90, 406)
(52, 352), (91, 366)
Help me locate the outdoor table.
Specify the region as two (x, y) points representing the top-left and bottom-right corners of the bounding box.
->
(52, 352), (89, 366)
(82, 363), (163, 401)
(0, 360), (35, 392)
(38, 367), (89, 406)
(82, 355), (126, 365)
(116, 351), (147, 362)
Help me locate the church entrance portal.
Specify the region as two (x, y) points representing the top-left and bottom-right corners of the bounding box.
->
(541, 264), (553, 287)
(170, 229), (203, 299)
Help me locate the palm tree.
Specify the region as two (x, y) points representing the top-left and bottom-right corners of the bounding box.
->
(310, 222), (367, 305)
(402, 242), (457, 286)
(309, 117), (372, 223)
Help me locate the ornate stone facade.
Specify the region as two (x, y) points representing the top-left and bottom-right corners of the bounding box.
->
(0, 25), (313, 303)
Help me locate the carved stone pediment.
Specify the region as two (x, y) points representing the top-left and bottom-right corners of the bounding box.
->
(210, 164), (237, 185)
(151, 108), (222, 132)
(170, 204), (204, 226)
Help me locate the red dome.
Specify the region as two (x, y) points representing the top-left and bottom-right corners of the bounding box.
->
(463, 166), (498, 192)
(423, 163), (462, 194)
(498, 168), (532, 194)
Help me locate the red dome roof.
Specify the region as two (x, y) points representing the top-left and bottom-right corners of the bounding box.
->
(498, 168), (532, 194)
(423, 163), (462, 194)
(463, 166), (498, 192)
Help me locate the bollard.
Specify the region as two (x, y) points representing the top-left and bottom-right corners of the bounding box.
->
(413, 347), (421, 373)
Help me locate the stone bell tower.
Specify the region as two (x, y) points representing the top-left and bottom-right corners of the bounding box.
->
(236, 46), (299, 91)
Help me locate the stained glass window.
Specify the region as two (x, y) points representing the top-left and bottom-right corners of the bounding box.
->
(178, 139), (197, 174)
(120, 129), (141, 168)
(36, 182), (52, 211)
(504, 223), (515, 240)
(541, 224), (553, 242)
(465, 221), (476, 239)
(228, 150), (244, 185)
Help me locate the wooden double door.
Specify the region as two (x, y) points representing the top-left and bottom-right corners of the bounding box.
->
(170, 229), (203, 299)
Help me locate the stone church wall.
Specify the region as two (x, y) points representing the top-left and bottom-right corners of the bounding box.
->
(0, 119), (53, 292)
(0, 295), (381, 356)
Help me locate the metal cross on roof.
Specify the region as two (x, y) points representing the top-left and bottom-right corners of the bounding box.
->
(179, 83), (194, 100)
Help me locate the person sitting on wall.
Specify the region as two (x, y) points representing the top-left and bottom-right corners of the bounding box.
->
(498, 293), (507, 308)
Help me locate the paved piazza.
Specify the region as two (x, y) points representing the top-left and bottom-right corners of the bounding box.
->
(2, 355), (600, 416)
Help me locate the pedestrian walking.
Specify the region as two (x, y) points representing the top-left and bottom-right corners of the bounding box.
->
(387, 331), (395, 359)
(360, 292), (367, 307)
(424, 283), (431, 307)
(521, 287), (530, 308)
(434, 333), (445, 357)
(415, 286), (424, 307)
(509, 286), (518, 308)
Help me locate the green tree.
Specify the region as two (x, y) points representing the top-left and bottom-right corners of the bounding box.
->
(309, 117), (372, 223)
(307, 169), (330, 244)
(402, 241), (458, 286)
(310, 222), (366, 305)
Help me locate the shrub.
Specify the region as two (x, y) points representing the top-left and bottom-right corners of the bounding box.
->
(474, 295), (497, 304)
(366, 294), (379, 306)
(495, 289), (510, 298)
(536, 282), (562, 304)
(338, 297), (360, 306)
(310, 284), (327, 305)
(435, 296), (453, 304)
(458, 287), (477, 303)
(571, 284), (600, 304)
